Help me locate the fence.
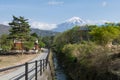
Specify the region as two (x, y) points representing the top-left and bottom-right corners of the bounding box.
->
(0, 50), (50, 80)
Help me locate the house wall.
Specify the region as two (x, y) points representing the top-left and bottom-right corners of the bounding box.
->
(14, 43), (23, 50)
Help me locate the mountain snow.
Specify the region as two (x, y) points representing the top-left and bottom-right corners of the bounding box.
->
(66, 16), (86, 24)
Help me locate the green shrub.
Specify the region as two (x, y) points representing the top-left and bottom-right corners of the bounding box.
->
(23, 41), (34, 51)
(61, 42), (114, 80)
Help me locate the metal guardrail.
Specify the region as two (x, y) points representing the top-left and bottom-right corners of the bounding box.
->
(0, 49), (50, 80)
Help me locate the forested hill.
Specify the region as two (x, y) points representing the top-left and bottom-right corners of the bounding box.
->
(0, 24), (59, 36)
(31, 28), (59, 36)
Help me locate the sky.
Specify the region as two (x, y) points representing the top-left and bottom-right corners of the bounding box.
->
(0, 0), (120, 30)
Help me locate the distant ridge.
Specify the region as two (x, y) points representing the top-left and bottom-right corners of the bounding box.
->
(0, 24), (58, 36)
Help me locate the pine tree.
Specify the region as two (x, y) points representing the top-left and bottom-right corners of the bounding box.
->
(9, 16), (31, 40)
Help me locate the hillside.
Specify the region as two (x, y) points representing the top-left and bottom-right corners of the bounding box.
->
(0, 24), (58, 36)
(0, 24), (10, 35)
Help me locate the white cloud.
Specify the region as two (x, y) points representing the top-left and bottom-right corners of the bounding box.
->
(102, 1), (107, 7)
(99, 20), (111, 23)
(48, 1), (64, 5)
(86, 19), (111, 25)
(31, 21), (57, 30)
(1, 21), (9, 26)
(86, 20), (95, 25)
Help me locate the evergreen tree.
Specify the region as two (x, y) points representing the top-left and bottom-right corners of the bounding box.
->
(31, 32), (39, 38)
(9, 16), (31, 40)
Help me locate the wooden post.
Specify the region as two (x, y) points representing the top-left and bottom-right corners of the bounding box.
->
(40, 60), (42, 75)
(35, 61), (38, 80)
(25, 62), (28, 80)
(43, 59), (44, 72)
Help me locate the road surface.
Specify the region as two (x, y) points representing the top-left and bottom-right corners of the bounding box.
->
(0, 48), (49, 80)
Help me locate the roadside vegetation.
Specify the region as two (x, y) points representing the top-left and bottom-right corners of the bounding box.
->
(52, 23), (120, 80)
(0, 16), (46, 54)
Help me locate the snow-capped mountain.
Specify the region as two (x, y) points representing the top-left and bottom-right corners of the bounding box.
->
(53, 17), (86, 32)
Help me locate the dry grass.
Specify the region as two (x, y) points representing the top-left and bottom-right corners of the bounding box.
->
(0, 53), (40, 68)
(48, 50), (56, 80)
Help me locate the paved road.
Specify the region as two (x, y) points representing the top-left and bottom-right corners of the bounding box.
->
(0, 48), (49, 80)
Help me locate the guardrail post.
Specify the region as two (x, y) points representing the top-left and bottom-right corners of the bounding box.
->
(25, 62), (28, 80)
(40, 60), (42, 75)
(43, 59), (45, 72)
(46, 59), (47, 69)
(35, 60), (38, 80)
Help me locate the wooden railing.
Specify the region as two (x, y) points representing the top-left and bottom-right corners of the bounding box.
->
(0, 50), (50, 80)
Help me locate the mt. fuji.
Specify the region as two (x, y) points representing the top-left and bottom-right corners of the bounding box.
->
(53, 17), (86, 32)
